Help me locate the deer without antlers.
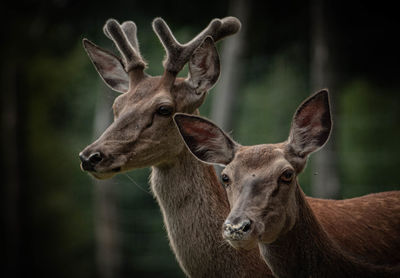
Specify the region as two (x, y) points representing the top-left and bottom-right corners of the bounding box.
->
(79, 17), (273, 277)
(174, 90), (400, 277)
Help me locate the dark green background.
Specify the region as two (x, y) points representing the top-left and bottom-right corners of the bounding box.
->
(2, 1), (399, 277)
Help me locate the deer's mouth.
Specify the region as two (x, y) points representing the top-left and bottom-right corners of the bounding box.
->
(81, 165), (123, 180)
(225, 238), (258, 250)
(91, 172), (115, 180)
(112, 166), (122, 172)
(91, 168), (120, 179)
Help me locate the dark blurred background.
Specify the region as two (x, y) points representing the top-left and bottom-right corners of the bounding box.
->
(1, 0), (399, 277)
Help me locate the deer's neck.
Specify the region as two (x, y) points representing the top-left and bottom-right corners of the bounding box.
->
(151, 148), (270, 277)
(259, 185), (397, 278)
(151, 148), (228, 214)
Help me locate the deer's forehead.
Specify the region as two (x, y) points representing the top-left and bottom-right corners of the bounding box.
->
(232, 144), (287, 172)
(128, 76), (164, 101)
(119, 76), (189, 106)
(115, 78), (174, 109)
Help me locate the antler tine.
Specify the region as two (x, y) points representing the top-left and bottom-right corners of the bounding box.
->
(152, 18), (222, 74)
(121, 21), (140, 52)
(104, 21), (141, 52)
(213, 16), (241, 41)
(153, 17), (241, 74)
(104, 19), (146, 72)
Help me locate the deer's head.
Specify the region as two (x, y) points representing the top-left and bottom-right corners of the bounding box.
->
(79, 17), (241, 179)
(174, 90), (332, 250)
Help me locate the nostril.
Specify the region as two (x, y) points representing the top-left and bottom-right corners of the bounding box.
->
(89, 152), (103, 164)
(241, 220), (252, 233)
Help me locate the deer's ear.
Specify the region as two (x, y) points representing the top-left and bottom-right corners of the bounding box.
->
(174, 114), (238, 166)
(187, 36), (220, 94)
(83, 39), (129, 93)
(288, 90), (332, 157)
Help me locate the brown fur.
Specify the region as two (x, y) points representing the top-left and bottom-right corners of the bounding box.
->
(259, 187), (400, 277)
(309, 191), (400, 266)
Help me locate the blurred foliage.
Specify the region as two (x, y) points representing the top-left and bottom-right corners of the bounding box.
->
(2, 1), (399, 278)
(339, 81), (400, 196)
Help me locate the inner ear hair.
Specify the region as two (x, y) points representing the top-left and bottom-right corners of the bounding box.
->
(173, 113), (238, 166)
(288, 89), (332, 157)
(188, 36), (220, 94)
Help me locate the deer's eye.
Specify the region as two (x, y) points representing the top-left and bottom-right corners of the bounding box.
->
(280, 169), (294, 183)
(156, 105), (174, 117)
(221, 173), (230, 188)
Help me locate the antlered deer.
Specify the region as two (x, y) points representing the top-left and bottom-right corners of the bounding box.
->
(174, 90), (400, 277)
(79, 16), (399, 276)
(79, 17), (273, 277)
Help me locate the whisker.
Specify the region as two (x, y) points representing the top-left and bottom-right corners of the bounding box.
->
(124, 173), (152, 196)
(217, 238), (231, 250)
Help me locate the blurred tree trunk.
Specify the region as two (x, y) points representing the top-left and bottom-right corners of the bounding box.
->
(210, 0), (249, 175)
(93, 87), (121, 278)
(210, 0), (249, 131)
(1, 61), (21, 278)
(310, 0), (340, 198)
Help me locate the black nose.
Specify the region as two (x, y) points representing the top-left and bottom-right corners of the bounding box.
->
(79, 151), (103, 171)
(223, 219), (252, 240)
